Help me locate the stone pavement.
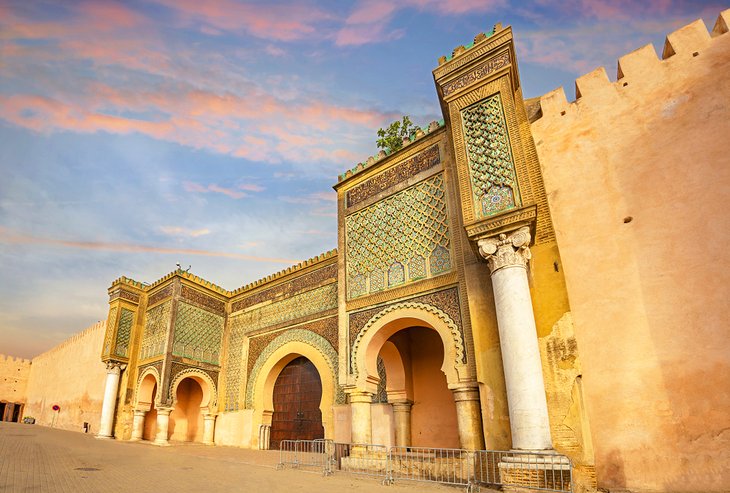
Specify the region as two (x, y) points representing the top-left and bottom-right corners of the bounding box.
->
(0, 422), (468, 493)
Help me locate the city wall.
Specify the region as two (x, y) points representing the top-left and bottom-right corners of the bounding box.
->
(531, 12), (730, 492)
(23, 321), (108, 433)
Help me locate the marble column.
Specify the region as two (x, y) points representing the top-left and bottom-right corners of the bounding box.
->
(478, 226), (552, 450)
(349, 391), (373, 445)
(154, 407), (172, 446)
(203, 413), (217, 445)
(97, 362), (125, 439)
(391, 400), (412, 447)
(130, 409), (146, 441)
(452, 383), (486, 450)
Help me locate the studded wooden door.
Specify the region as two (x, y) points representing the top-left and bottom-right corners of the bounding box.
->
(270, 356), (324, 449)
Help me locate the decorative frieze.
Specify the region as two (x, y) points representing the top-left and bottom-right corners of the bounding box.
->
(109, 288), (140, 304)
(346, 144), (441, 207)
(180, 284), (226, 316)
(229, 283), (337, 335)
(442, 51), (511, 97)
(231, 263), (336, 313)
(147, 284), (173, 307)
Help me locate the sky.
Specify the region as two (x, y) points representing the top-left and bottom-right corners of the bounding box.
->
(0, 0), (723, 358)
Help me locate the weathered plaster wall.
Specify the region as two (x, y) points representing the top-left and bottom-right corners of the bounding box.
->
(24, 321), (107, 433)
(532, 14), (730, 492)
(0, 354), (30, 405)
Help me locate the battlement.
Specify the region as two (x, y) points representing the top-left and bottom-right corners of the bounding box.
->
(0, 354), (31, 365)
(534, 9), (729, 122)
(231, 248), (337, 295)
(337, 120), (444, 183)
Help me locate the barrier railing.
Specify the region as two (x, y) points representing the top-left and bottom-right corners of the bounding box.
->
(473, 450), (572, 492)
(388, 446), (472, 488)
(276, 439), (572, 492)
(328, 442), (389, 480)
(277, 439), (331, 472)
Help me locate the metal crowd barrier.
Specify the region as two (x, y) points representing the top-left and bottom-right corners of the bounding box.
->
(277, 439), (331, 472)
(388, 446), (472, 488)
(328, 442), (389, 480)
(473, 450), (572, 492)
(277, 439), (573, 492)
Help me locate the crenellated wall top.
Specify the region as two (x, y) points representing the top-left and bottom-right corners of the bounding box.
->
(533, 10), (729, 124)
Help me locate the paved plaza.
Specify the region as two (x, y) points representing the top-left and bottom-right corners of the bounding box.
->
(0, 422), (467, 493)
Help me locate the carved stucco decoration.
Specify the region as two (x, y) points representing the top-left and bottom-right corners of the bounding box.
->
(477, 226), (532, 273)
(244, 329), (339, 408)
(350, 301), (465, 378)
(168, 367), (219, 409)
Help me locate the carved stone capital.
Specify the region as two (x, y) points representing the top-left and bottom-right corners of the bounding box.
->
(105, 361), (127, 375)
(477, 226), (532, 274)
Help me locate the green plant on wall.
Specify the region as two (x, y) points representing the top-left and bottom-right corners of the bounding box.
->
(376, 116), (415, 153)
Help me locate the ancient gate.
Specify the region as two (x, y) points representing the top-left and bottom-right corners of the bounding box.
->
(270, 356), (324, 448)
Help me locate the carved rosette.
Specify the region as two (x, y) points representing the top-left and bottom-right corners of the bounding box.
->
(477, 226), (532, 273)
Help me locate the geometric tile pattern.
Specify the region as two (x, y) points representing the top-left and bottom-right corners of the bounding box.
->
(462, 93), (520, 218)
(114, 308), (134, 358)
(229, 283), (337, 335)
(172, 301), (224, 365)
(345, 174), (451, 299)
(140, 301), (172, 360)
(224, 325), (246, 411)
(103, 306), (118, 357)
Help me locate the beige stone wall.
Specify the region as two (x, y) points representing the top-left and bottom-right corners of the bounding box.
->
(0, 354), (31, 406)
(24, 321), (108, 433)
(532, 13), (730, 492)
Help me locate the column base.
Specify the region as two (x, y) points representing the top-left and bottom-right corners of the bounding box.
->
(498, 450), (571, 492)
(152, 439), (171, 446)
(94, 434), (114, 440)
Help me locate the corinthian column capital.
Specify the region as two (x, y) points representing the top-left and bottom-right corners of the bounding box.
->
(477, 226), (532, 273)
(105, 361), (127, 374)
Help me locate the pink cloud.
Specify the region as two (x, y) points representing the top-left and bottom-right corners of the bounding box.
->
(151, 0), (333, 41)
(183, 181), (247, 199)
(0, 227), (298, 264)
(238, 184), (265, 192)
(160, 226), (211, 237)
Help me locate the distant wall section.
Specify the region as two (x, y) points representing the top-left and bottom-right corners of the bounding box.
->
(24, 321), (108, 433)
(0, 354), (31, 421)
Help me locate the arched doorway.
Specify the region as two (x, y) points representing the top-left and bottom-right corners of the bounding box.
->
(375, 327), (460, 448)
(134, 370), (159, 442)
(169, 377), (204, 442)
(270, 356), (324, 448)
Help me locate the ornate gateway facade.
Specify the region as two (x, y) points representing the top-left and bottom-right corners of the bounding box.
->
(91, 13), (730, 493)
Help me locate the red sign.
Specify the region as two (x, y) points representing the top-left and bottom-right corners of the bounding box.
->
(52, 405), (60, 411)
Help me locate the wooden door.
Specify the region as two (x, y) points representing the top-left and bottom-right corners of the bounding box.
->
(270, 357), (324, 449)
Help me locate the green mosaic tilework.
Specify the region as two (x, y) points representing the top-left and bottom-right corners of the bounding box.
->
(224, 325), (246, 411)
(228, 283), (337, 335)
(462, 93), (520, 218)
(173, 301), (224, 365)
(345, 174), (451, 299)
(140, 301), (171, 360)
(103, 306), (118, 356)
(114, 308), (134, 358)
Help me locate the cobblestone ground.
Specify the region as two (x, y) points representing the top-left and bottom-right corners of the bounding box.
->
(0, 422), (464, 493)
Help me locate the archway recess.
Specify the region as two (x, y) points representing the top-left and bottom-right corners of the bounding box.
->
(250, 340), (336, 449)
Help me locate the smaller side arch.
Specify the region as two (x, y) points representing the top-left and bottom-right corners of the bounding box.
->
(351, 302), (467, 390)
(135, 366), (160, 411)
(168, 369), (218, 413)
